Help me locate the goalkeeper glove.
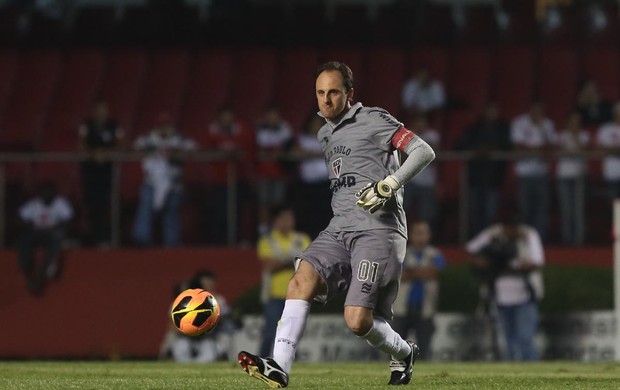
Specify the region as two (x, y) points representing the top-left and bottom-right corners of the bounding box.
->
(355, 175), (400, 214)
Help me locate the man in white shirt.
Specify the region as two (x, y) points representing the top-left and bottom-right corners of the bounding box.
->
(466, 215), (544, 361)
(18, 183), (73, 295)
(510, 102), (557, 239)
(132, 113), (197, 246)
(401, 66), (446, 116)
(596, 101), (620, 201)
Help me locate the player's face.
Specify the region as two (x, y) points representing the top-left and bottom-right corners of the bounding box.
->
(316, 70), (353, 120)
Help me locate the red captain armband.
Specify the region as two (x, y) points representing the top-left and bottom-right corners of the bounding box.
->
(391, 127), (416, 152)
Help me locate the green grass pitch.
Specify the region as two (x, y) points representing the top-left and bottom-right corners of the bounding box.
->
(0, 361), (619, 389)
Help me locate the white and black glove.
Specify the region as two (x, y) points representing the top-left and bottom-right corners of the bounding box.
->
(355, 175), (400, 214)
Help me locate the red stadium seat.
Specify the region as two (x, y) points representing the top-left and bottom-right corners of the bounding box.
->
(230, 48), (278, 122)
(99, 48), (148, 137)
(458, 5), (499, 45)
(495, 46), (536, 119)
(274, 48), (319, 130)
(179, 48), (234, 142)
(0, 49), (62, 151)
(363, 47), (407, 116)
(445, 47), (493, 146)
(582, 47), (619, 100)
(0, 49), (17, 123)
(31, 161), (81, 200)
(538, 47), (578, 124)
(134, 49), (191, 134)
(448, 47), (493, 109)
(407, 46), (449, 86)
(41, 49), (105, 151)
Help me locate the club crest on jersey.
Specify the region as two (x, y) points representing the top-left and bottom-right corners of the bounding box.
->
(332, 157), (342, 178)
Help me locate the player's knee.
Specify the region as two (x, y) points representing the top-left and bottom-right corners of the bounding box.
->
(344, 307), (373, 336)
(286, 260), (322, 300)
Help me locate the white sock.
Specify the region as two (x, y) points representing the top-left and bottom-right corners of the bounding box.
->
(360, 317), (412, 360)
(272, 299), (310, 374)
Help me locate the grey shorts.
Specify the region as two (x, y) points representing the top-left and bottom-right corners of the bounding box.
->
(297, 229), (406, 319)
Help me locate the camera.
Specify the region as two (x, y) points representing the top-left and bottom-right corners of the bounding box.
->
(480, 236), (517, 277)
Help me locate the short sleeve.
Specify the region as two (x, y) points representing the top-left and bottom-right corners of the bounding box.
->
(367, 109), (404, 150)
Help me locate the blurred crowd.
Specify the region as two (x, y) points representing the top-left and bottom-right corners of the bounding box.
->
(20, 66), (617, 252)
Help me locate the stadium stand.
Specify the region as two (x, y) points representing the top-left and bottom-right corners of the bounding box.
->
(99, 48), (148, 136)
(41, 49), (105, 152)
(229, 48), (278, 123)
(133, 48), (191, 134)
(275, 48), (320, 131)
(495, 46), (536, 120)
(538, 47), (579, 124)
(1, 0), (620, 246)
(0, 49), (61, 151)
(179, 48), (234, 141)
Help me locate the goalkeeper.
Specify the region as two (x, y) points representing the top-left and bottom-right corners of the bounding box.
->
(239, 61), (435, 388)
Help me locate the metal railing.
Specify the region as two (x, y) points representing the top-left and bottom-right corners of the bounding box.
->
(0, 150), (239, 248)
(0, 149), (609, 247)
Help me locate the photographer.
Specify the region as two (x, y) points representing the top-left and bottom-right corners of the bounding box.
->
(465, 214), (544, 361)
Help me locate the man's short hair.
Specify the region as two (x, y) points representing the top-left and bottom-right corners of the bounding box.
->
(316, 61), (354, 91)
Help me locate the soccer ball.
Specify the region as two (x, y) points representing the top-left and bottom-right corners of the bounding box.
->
(170, 288), (221, 336)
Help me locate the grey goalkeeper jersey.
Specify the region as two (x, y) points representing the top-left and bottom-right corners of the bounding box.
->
(318, 102), (407, 237)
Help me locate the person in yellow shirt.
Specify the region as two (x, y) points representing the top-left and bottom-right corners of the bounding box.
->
(258, 204), (311, 357)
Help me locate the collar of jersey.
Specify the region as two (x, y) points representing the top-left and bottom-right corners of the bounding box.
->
(320, 102), (363, 130)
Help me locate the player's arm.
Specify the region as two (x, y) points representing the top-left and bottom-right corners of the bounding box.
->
(356, 128), (435, 213)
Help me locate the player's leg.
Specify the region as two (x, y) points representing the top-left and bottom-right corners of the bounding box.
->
(238, 260), (323, 388)
(346, 230), (418, 385)
(271, 260), (323, 368)
(239, 231), (346, 388)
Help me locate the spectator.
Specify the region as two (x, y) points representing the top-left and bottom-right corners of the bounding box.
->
(393, 220), (445, 361)
(78, 100), (124, 247)
(455, 102), (511, 237)
(556, 111), (590, 245)
(466, 214), (544, 361)
(401, 65), (446, 117)
(203, 106), (256, 244)
(291, 112), (330, 238)
(577, 80), (612, 127)
(403, 114), (440, 232)
(510, 101), (557, 239)
(257, 204), (311, 357)
(159, 269), (238, 362)
(255, 106), (294, 235)
(17, 182), (73, 295)
(596, 101), (620, 201)
(132, 112), (197, 247)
